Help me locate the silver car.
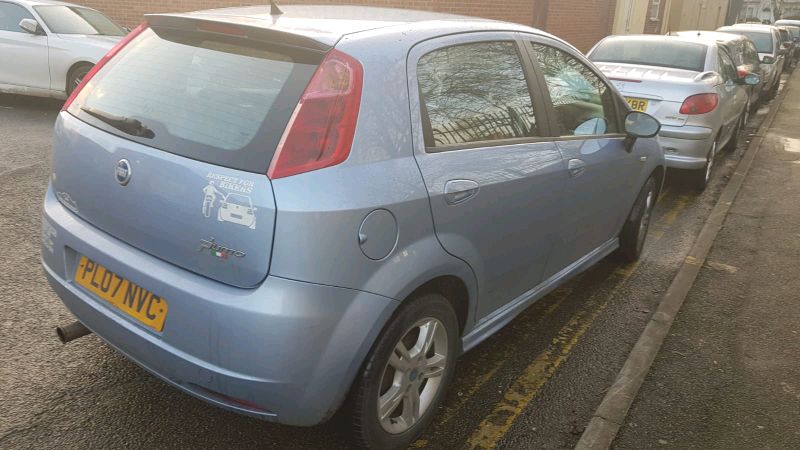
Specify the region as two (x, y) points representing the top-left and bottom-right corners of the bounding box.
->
(717, 24), (786, 98)
(588, 35), (758, 190)
(0, 0), (126, 99)
(43, 5), (665, 448)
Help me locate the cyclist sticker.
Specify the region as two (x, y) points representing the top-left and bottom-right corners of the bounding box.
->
(202, 174), (257, 230)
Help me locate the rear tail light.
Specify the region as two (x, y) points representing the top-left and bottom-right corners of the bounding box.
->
(267, 49), (363, 179)
(679, 93), (719, 115)
(62, 22), (148, 111)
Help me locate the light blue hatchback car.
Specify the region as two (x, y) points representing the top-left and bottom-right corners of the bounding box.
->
(42, 5), (665, 448)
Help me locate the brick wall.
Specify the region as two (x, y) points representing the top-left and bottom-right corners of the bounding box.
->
(74, 0), (615, 51)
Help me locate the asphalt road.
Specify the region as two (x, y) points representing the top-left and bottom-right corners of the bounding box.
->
(0, 81), (783, 449)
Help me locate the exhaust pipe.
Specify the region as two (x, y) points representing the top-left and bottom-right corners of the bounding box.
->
(56, 321), (91, 343)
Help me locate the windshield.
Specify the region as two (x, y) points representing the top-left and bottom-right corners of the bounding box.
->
(34, 6), (125, 36)
(725, 30), (773, 53)
(589, 39), (707, 72)
(69, 28), (321, 173)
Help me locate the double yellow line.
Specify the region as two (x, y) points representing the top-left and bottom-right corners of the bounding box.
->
(414, 186), (689, 449)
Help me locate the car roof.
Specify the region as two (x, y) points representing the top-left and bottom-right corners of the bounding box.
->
(673, 30), (749, 44)
(148, 5), (556, 48)
(11, 0), (85, 7)
(600, 34), (716, 48)
(720, 23), (777, 33)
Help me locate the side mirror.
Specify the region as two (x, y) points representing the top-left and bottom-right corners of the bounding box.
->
(740, 73), (761, 85)
(19, 18), (42, 35)
(625, 111), (660, 139)
(762, 55), (776, 64)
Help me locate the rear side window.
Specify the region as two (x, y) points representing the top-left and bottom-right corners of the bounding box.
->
(0, 2), (33, 33)
(531, 43), (620, 137)
(589, 39), (708, 72)
(70, 28), (321, 172)
(417, 41), (540, 149)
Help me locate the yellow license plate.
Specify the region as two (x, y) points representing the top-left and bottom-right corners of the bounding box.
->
(75, 256), (168, 332)
(626, 97), (649, 112)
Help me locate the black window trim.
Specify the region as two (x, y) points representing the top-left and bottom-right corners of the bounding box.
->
(415, 34), (557, 154)
(521, 36), (627, 142)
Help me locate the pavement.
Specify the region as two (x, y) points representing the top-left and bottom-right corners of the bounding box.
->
(0, 78), (790, 449)
(613, 70), (800, 449)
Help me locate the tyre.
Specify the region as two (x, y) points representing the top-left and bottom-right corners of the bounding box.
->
(692, 137), (718, 191)
(67, 64), (92, 96)
(618, 176), (657, 262)
(350, 293), (458, 449)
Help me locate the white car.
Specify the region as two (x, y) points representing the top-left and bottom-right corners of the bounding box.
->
(0, 0), (126, 99)
(217, 193), (257, 230)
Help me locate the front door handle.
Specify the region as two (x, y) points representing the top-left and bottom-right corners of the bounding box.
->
(568, 158), (587, 178)
(444, 179), (479, 205)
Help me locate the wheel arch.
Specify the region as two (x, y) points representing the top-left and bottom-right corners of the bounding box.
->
(65, 61), (94, 93)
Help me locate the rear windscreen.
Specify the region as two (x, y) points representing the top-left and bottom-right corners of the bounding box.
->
(726, 30), (773, 53)
(590, 39), (707, 72)
(70, 27), (321, 172)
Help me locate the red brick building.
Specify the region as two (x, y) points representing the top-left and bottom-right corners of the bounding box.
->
(74, 0), (617, 51)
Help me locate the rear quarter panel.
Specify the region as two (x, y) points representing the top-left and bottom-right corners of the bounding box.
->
(267, 29), (479, 331)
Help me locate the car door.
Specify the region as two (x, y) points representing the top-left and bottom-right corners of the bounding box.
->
(0, 1), (50, 91)
(717, 47), (746, 142)
(408, 33), (568, 319)
(522, 38), (642, 276)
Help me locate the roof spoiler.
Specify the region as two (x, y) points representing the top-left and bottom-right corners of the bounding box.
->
(144, 13), (332, 53)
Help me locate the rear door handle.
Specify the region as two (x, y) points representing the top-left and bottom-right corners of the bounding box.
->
(444, 179), (479, 205)
(568, 158), (587, 178)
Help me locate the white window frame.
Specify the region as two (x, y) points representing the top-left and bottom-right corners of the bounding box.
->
(649, 0), (662, 21)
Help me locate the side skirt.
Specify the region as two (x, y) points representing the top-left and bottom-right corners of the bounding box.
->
(460, 237), (619, 353)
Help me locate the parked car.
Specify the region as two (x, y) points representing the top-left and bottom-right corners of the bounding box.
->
(0, 0), (127, 99)
(782, 25), (800, 63)
(42, 5), (665, 448)
(673, 31), (766, 115)
(588, 35), (759, 190)
(777, 26), (796, 69)
(717, 24), (786, 98)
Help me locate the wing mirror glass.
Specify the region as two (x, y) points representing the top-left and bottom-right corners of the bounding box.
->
(762, 55), (776, 64)
(19, 18), (42, 35)
(625, 111), (660, 139)
(741, 73), (761, 85)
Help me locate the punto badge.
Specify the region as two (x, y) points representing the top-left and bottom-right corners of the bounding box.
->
(115, 159), (132, 186)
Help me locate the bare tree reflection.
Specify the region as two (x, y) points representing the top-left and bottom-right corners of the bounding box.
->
(418, 41), (540, 147)
(530, 44), (619, 136)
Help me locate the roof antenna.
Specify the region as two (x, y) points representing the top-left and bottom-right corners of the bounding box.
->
(270, 0), (283, 16)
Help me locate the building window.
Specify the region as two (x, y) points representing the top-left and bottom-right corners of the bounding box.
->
(649, 0), (661, 20)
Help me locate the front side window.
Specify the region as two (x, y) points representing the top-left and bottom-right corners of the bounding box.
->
(531, 43), (620, 137)
(0, 2), (34, 33)
(417, 41), (540, 149)
(744, 41), (760, 65)
(34, 5), (125, 36)
(718, 49), (738, 82)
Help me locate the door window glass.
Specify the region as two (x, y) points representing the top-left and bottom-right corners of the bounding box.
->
(417, 41), (540, 149)
(0, 2), (34, 33)
(743, 41), (760, 65)
(718, 48), (738, 82)
(531, 43), (620, 137)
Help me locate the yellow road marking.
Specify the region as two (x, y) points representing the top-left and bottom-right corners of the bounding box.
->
(434, 288), (572, 427)
(464, 287), (615, 449)
(420, 186), (684, 448)
(660, 194), (690, 227)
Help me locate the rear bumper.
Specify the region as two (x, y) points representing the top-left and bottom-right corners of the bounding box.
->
(658, 125), (715, 170)
(41, 186), (398, 426)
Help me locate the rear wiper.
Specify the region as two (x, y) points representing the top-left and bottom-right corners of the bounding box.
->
(81, 107), (155, 139)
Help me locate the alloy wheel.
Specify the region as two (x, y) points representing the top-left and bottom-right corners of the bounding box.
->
(377, 317), (448, 434)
